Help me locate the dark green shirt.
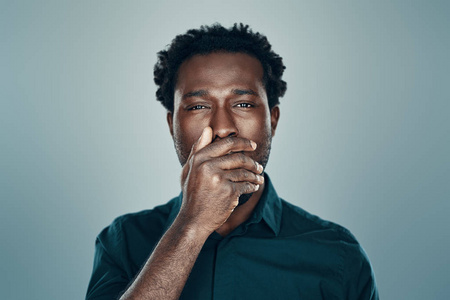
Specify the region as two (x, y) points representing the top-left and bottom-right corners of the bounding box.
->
(87, 174), (378, 299)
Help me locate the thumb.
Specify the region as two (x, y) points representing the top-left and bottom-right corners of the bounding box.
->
(194, 126), (213, 153)
(181, 127), (213, 186)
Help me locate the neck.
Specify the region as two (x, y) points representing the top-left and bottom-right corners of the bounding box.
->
(215, 180), (265, 237)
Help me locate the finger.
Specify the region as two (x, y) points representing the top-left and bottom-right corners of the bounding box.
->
(233, 181), (260, 196)
(224, 169), (265, 185)
(214, 152), (264, 174)
(181, 127), (213, 184)
(193, 126), (213, 154)
(201, 136), (257, 158)
(183, 127), (212, 172)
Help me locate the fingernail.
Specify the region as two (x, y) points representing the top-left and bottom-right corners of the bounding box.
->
(257, 163), (264, 173)
(201, 127), (208, 138)
(257, 175), (264, 183)
(250, 141), (257, 150)
(254, 184), (260, 191)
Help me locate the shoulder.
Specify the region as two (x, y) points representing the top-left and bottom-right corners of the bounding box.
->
(278, 199), (369, 275)
(97, 197), (178, 246)
(279, 199), (357, 242)
(279, 199), (378, 298)
(93, 197), (181, 276)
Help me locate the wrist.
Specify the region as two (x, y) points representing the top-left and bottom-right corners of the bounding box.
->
(172, 213), (213, 242)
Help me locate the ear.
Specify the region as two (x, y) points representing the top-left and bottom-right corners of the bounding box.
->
(270, 106), (280, 137)
(167, 111), (174, 137)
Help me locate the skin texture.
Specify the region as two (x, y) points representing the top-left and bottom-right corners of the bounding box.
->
(120, 52), (280, 300)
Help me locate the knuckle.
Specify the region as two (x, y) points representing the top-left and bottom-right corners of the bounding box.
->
(225, 137), (235, 146)
(226, 183), (236, 196)
(210, 173), (221, 186)
(197, 161), (211, 174)
(238, 153), (247, 164)
(218, 155), (227, 164)
(191, 153), (200, 164)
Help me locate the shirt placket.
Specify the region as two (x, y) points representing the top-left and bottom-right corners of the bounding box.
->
(211, 224), (253, 300)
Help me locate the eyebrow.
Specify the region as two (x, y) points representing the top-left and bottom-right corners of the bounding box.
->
(182, 88), (258, 99)
(231, 88), (258, 96)
(183, 90), (208, 99)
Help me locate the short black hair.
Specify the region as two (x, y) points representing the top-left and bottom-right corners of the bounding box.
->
(153, 23), (287, 112)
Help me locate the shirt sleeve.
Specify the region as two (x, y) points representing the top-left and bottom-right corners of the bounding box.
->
(86, 224), (130, 300)
(342, 242), (379, 300)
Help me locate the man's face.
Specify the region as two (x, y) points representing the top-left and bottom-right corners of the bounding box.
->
(168, 52), (279, 172)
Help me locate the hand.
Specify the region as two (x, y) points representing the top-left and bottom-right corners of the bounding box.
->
(178, 127), (264, 236)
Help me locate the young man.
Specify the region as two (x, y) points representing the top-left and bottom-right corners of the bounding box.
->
(86, 24), (378, 300)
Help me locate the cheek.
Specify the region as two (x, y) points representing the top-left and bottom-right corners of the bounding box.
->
(238, 113), (271, 138)
(174, 115), (207, 148)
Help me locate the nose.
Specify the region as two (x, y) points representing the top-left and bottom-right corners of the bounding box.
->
(210, 107), (238, 140)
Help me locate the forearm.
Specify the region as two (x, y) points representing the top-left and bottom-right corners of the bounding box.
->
(119, 216), (210, 300)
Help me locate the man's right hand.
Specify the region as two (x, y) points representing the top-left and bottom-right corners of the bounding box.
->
(178, 127), (264, 236)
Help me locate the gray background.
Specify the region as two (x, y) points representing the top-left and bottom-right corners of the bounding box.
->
(1, 1), (449, 299)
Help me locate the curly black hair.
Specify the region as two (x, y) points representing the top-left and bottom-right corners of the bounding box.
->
(153, 23), (287, 112)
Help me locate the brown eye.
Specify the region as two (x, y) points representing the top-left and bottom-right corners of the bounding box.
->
(236, 103), (253, 108)
(189, 105), (207, 110)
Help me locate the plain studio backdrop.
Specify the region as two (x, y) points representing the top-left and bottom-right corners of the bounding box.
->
(1, 1), (449, 299)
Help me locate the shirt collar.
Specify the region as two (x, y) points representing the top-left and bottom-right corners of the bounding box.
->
(244, 173), (282, 236)
(165, 173), (282, 236)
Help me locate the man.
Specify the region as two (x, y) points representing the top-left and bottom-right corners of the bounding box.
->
(86, 23), (378, 299)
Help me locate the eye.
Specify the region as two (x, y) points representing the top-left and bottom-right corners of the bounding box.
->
(188, 105), (208, 110)
(236, 103), (254, 108)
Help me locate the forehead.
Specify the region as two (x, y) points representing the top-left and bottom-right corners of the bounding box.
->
(175, 52), (264, 92)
